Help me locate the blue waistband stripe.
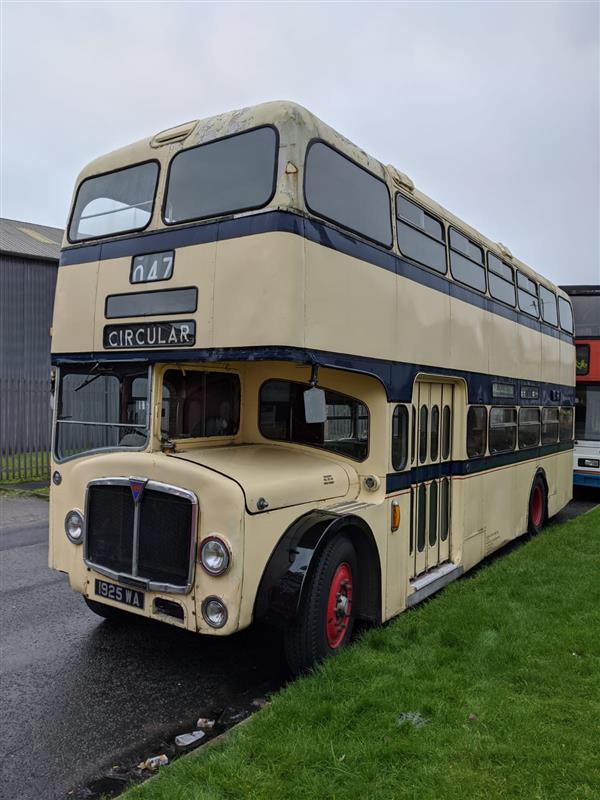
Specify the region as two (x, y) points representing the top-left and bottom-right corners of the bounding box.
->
(51, 344), (575, 406)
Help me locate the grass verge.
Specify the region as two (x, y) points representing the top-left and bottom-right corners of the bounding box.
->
(0, 485), (49, 499)
(124, 509), (600, 800)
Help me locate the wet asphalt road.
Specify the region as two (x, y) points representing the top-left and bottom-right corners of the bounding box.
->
(1, 491), (598, 800)
(0, 497), (289, 800)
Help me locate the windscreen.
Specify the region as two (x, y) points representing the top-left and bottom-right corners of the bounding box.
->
(576, 385), (600, 442)
(163, 127), (278, 224)
(69, 162), (159, 241)
(55, 365), (149, 459)
(571, 294), (600, 337)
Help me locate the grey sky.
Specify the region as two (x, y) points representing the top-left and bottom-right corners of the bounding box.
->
(1, 0), (598, 285)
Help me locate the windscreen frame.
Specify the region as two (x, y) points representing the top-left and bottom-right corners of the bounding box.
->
(52, 364), (152, 463)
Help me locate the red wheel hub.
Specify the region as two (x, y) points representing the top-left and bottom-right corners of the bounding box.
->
(326, 562), (353, 649)
(531, 485), (543, 527)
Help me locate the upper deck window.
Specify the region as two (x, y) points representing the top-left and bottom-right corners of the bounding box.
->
(558, 297), (574, 334)
(259, 379), (369, 461)
(396, 195), (446, 273)
(163, 126), (278, 225)
(304, 141), (392, 247)
(488, 253), (516, 307)
(69, 162), (159, 242)
(539, 285), (558, 326)
(517, 271), (539, 318)
(449, 229), (486, 292)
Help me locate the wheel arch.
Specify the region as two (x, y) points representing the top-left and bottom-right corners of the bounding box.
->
(533, 466), (549, 513)
(253, 510), (381, 629)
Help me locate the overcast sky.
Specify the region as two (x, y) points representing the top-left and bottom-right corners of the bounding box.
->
(1, 0), (598, 285)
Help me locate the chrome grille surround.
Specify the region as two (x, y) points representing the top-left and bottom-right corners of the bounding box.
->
(84, 477), (198, 594)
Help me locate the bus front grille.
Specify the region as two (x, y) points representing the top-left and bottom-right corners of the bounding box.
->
(85, 480), (197, 592)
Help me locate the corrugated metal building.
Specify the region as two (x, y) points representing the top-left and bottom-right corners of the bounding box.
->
(1, 218), (63, 480)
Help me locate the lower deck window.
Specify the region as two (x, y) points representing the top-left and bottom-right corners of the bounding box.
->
(392, 405), (409, 470)
(489, 407), (517, 454)
(466, 406), (487, 458)
(162, 370), (240, 438)
(259, 380), (369, 461)
(541, 407), (559, 444)
(518, 408), (541, 449)
(560, 407), (574, 442)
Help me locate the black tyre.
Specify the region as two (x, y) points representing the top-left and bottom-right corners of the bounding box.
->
(84, 597), (131, 622)
(527, 475), (547, 535)
(284, 534), (357, 675)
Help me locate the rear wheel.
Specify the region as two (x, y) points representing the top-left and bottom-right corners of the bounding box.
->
(527, 476), (547, 535)
(84, 597), (131, 622)
(284, 534), (357, 675)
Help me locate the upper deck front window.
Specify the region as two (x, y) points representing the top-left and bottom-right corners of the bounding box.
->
(163, 126), (278, 225)
(69, 162), (159, 242)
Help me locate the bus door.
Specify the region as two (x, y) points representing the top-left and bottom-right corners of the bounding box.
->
(411, 381), (454, 577)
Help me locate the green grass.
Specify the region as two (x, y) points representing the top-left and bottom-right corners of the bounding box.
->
(124, 509), (600, 800)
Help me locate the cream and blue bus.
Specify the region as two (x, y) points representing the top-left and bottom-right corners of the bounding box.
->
(49, 102), (575, 673)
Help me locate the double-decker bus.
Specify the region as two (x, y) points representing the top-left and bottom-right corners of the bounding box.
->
(49, 102), (575, 674)
(562, 286), (600, 490)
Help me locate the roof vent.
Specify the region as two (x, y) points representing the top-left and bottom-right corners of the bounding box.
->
(150, 121), (198, 148)
(387, 165), (415, 192)
(497, 242), (513, 260)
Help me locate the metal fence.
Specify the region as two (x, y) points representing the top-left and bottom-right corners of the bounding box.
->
(0, 254), (57, 483)
(0, 376), (52, 482)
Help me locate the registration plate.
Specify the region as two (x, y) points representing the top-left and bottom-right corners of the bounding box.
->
(95, 579), (144, 610)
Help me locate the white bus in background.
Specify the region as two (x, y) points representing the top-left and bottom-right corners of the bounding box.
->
(562, 285), (600, 490)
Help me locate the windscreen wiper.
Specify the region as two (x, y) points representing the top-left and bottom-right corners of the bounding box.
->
(74, 363), (105, 392)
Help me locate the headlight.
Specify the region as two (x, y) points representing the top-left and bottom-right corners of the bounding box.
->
(64, 510), (84, 544)
(202, 597), (228, 628)
(200, 537), (230, 575)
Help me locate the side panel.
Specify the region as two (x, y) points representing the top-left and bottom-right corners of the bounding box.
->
(304, 240), (397, 361)
(213, 232), (306, 348)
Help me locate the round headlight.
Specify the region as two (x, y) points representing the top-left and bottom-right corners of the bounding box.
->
(64, 510), (84, 544)
(200, 537), (230, 575)
(202, 596), (228, 628)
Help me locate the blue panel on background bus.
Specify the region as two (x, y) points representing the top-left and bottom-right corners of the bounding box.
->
(573, 471), (600, 489)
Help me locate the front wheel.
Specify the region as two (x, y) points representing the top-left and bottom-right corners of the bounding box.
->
(527, 475), (547, 535)
(284, 534), (357, 675)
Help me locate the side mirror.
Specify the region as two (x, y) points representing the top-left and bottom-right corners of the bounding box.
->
(304, 387), (327, 424)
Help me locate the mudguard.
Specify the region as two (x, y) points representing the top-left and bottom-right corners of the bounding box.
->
(254, 510), (381, 629)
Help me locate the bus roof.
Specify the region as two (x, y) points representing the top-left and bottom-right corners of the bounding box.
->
(70, 100), (567, 298)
